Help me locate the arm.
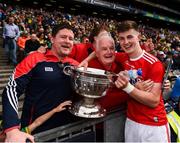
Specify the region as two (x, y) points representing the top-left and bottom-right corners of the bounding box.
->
(162, 80), (172, 100)
(28, 101), (72, 133)
(15, 25), (20, 41)
(115, 72), (162, 108)
(135, 79), (154, 92)
(136, 79), (170, 93)
(78, 51), (96, 68)
(129, 83), (161, 108)
(5, 129), (34, 143)
(2, 55), (36, 142)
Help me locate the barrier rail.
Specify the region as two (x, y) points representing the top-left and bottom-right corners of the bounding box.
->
(34, 105), (126, 142)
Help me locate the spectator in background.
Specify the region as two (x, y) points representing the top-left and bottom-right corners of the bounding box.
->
(24, 33), (40, 54)
(17, 31), (30, 62)
(141, 38), (155, 53)
(38, 33), (46, 46)
(172, 44), (180, 70)
(81, 35), (89, 44)
(44, 33), (52, 49)
(17, 32), (29, 50)
(157, 50), (166, 62)
(3, 15), (20, 66)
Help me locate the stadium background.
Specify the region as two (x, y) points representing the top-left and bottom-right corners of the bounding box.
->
(2, 0), (180, 30)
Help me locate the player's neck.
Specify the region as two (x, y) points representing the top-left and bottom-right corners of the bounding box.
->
(129, 47), (144, 60)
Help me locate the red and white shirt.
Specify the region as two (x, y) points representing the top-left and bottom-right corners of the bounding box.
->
(116, 50), (167, 126)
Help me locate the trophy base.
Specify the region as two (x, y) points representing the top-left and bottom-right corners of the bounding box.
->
(69, 100), (106, 118)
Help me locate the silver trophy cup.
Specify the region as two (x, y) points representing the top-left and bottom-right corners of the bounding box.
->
(63, 66), (112, 118)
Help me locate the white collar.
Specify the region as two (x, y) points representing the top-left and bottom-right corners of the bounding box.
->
(130, 50), (145, 61)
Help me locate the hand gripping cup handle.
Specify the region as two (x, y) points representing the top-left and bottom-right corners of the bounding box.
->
(63, 65), (75, 76)
(63, 65), (79, 87)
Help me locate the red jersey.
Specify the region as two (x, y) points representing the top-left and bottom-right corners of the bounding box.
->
(88, 58), (128, 111)
(115, 50), (167, 126)
(69, 43), (94, 63)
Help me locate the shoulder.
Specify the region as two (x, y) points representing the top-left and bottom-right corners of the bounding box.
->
(142, 52), (164, 71)
(14, 52), (45, 79)
(63, 57), (79, 66)
(142, 52), (164, 81)
(27, 51), (45, 59)
(142, 51), (159, 65)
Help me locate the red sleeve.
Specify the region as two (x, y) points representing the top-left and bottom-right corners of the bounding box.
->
(69, 44), (77, 59)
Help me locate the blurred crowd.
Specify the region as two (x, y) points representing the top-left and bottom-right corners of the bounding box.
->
(0, 3), (180, 70)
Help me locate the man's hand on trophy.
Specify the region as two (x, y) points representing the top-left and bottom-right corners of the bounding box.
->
(78, 51), (96, 71)
(78, 60), (88, 71)
(53, 100), (72, 112)
(115, 71), (129, 89)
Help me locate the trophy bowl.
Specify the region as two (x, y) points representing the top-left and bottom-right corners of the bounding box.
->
(63, 66), (112, 118)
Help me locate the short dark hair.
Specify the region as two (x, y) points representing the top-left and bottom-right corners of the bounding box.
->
(117, 20), (139, 33)
(52, 22), (73, 37)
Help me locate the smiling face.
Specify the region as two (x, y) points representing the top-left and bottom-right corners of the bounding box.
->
(51, 28), (74, 58)
(95, 35), (115, 68)
(118, 29), (141, 57)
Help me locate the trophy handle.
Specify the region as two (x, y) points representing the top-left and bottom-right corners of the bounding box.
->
(74, 78), (79, 88)
(63, 65), (74, 76)
(104, 71), (118, 84)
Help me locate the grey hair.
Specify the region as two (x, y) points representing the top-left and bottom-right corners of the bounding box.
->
(97, 31), (112, 37)
(95, 32), (115, 50)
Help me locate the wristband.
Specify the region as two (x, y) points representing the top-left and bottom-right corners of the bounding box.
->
(123, 82), (135, 94)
